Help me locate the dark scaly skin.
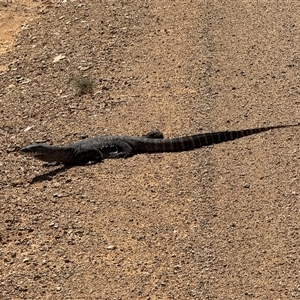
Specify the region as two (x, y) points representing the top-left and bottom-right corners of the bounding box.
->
(20, 124), (299, 165)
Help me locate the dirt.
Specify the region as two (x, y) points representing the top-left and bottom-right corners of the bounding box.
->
(1, 1), (299, 299)
(0, 0), (41, 54)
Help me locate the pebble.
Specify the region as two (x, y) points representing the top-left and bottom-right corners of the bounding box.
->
(53, 54), (65, 63)
(107, 245), (116, 250)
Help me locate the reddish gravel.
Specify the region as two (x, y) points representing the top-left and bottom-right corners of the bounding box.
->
(1, 1), (299, 299)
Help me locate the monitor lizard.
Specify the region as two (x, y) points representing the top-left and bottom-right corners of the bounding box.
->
(20, 123), (299, 165)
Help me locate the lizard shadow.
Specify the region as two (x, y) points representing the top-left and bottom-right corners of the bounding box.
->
(30, 165), (73, 184)
(29, 161), (101, 184)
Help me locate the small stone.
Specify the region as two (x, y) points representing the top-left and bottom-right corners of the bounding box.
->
(243, 183), (250, 188)
(53, 193), (64, 198)
(53, 54), (65, 63)
(107, 245), (116, 250)
(24, 126), (34, 132)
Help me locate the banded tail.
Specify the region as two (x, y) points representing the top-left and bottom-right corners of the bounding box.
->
(137, 123), (299, 153)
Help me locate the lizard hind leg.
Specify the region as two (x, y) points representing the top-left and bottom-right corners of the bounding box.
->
(105, 140), (134, 158)
(143, 130), (164, 139)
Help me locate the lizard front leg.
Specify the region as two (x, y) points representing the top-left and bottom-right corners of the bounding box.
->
(73, 148), (104, 164)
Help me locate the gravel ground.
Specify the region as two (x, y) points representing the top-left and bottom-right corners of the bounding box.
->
(1, 1), (299, 299)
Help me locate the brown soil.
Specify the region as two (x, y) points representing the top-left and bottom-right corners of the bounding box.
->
(1, 1), (299, 299)
(0, 0), (41, 55)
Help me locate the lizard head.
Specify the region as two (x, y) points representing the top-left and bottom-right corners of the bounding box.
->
(20, 143), (60, 162)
